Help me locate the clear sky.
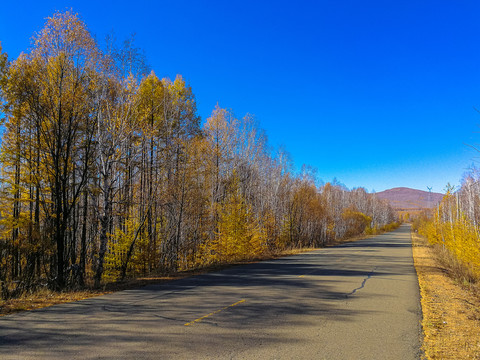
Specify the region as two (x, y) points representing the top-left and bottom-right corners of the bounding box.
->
(1, 0), (480, 193)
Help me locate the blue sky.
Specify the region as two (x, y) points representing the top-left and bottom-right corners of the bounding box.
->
(1, 0), (480, 193)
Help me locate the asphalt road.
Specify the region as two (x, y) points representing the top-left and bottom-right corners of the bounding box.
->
(0, 224), (422, 359)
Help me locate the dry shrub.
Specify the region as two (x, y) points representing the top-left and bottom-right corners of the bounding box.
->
(432, 244), (479, 288)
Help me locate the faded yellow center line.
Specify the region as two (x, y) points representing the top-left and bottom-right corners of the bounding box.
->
(184, 299), (246, 326)
(298, 269), (319, 278)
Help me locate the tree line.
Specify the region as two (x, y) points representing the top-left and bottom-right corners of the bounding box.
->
(0, 11), (396, 296)
(414, 170), (480, 279)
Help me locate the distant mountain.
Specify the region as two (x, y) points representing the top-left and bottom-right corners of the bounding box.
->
(376, 187), (444, 210)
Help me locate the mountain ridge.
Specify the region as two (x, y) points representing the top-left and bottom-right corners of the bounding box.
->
(376, 187), (444, 210)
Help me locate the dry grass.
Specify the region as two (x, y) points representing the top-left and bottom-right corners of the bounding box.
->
(327, 233), (374, 247)
(0, 288), (110, 315)
(412, 232), (480, 359)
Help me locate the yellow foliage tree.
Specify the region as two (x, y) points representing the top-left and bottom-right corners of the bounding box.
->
(210, 175), (266, 263)
(104, 217), (150, 281)
(342, 207), (372, 238)
(417, 189), (480, 278)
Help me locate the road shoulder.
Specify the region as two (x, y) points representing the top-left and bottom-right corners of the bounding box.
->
(411, 231), (480, 359)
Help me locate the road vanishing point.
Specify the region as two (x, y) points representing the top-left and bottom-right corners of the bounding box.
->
(0, 225), (422, 359)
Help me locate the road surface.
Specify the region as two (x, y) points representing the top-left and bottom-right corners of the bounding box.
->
(0, 224), (422, 359)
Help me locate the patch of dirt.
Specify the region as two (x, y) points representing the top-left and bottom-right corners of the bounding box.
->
(412, 232), (480, 359)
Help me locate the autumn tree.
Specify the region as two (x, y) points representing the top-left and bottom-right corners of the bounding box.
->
(158, 75), (200, 272)
(0, 43), (7, 106)
(1, 11), (100, 288)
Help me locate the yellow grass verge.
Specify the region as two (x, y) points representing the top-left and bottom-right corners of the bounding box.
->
(0, 289), (110, 316)
(412, 232), (480, 359)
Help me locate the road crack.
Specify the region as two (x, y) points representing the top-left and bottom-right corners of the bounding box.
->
(345, 267), (377, 298)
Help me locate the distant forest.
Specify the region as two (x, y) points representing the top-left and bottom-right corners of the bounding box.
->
(0, 11), (396, 295)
